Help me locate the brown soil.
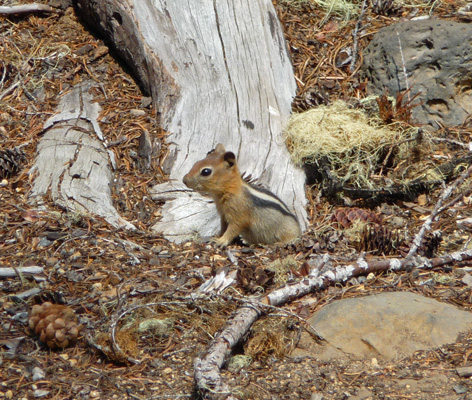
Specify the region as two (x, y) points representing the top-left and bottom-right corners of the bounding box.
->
(1, 1), (472, 399)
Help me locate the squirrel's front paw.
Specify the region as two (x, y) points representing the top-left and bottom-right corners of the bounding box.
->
(211, 237), (229, 248)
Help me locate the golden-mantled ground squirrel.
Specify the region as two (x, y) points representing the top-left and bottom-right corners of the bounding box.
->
(183, 144), (301, 247)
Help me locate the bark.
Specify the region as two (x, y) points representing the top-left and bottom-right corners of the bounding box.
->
(194, 303), (260, 400)
(29, 81), (135, 230)
(74, 0), (307, 243)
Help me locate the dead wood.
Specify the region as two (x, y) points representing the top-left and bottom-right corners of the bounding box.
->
(10, 287), (42, 300)
(194, 302), (261, 400)
(0, 4), (56, 15)
(29, 81), (135, 230)
(350, 0), (368, 73)
(74, 0), (307, 243)
(322, 179), (441, 204)
(0, 266), (44, 278)
(319, 154), (472, 205)
(407, 162), (472, 259)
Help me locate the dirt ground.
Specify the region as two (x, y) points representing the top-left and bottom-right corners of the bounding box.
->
(1, 1), (472, 399)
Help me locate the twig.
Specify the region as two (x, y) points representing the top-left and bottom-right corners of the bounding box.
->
(437, 185), (472, 214)
(350, 0), (368, 72)
(431, 137), (468, 149)
(9, 287), (42, 301)
(3, 104), (54, 116)
(407, 163), (472, 259)
(106, 136), (128, 148)
(0, 61), (7, 90)
(0, 266), (44, 278)
(396, 31), (410, 100)
(0, 81), (20, 102)
(0, 4), (56, 15)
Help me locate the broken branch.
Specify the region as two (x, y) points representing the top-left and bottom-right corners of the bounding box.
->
(0, 4), (56, 15)
(407, 163), (472, 259)
(0, 266), (44, 278)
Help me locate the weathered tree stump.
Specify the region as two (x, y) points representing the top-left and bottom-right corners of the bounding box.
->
(75, 0), (307, 242)
(29, 81), (135, 230)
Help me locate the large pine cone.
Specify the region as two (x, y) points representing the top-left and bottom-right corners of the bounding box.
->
(28, 302), (81, 349)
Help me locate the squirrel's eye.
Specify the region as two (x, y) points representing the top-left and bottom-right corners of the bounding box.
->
(201, 168), (212, 176)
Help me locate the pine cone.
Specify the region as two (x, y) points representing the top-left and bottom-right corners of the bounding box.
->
(0, 148), (26, 179)
(28, 302), (81, 349)
(332, 207), (382, 228)
(358, 224), (402, 256)
(371, 0), (402, 16)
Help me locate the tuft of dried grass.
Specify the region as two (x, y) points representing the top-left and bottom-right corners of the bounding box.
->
(244, 317), (299, 361)
(285, 100), (416, 188)
(311, 0), (360, 24)
(266, 256), (298, 286)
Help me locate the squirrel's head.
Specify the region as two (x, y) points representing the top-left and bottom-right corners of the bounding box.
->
(183, 144), (240, 195)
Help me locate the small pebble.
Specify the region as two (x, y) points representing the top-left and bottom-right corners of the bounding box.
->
(33, 389), (50, 398)
(130, 109), (146, 117)
(32, 366), (45, 381)
(453, 384), (467, 394)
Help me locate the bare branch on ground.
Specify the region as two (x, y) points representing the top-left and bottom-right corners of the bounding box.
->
(0, 4), (56, 15)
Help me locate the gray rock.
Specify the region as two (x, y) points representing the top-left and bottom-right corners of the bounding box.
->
(33, 389), (50, 398)
(361, 19), (472, 129)
(295, 292), (472, 361)
(32, 366), (46, 381)
(462, 272), (472, 287)
(351, 388), (374, 400)
(393, 374), (449, 393)
(453, 384), (467, 394)
(457, 366), (472, 378)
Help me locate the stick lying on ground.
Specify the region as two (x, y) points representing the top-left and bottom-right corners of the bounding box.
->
(0, 5), (56, 15)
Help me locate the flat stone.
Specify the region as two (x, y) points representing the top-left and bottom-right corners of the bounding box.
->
(351, 388), (374, 400)
(456, 366), (472, 378)
(293, 292), (472, 361)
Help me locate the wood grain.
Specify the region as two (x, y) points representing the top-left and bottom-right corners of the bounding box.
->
(29, 82), (135, 230)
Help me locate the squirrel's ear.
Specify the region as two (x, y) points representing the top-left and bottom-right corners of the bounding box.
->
(223, 151), (236, 167)
(214, 143), (226, 155)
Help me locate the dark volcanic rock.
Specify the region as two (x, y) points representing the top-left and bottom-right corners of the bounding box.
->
(361, 19), (472, 129)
